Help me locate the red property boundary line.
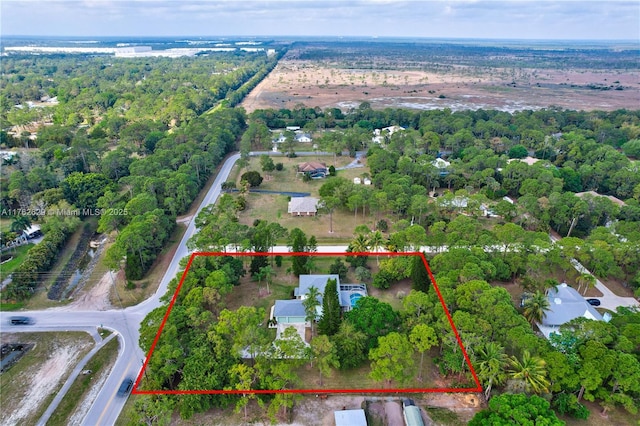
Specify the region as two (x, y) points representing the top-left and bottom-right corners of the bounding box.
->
(134, 251), (482, 395)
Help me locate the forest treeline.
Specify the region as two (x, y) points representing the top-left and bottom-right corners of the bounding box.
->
(292, 40), (640, 70)
(0, 51), (281, 299)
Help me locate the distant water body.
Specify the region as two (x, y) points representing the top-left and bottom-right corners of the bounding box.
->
(1, 35), (638, 50)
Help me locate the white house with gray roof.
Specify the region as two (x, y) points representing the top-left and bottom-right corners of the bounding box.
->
(270, 275), (367, 336)
(538, 283), (604, 338)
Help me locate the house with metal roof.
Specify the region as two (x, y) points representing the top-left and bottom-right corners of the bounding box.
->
(272, 300), (307, 325)
(295, 132), (313, 143)
(334, 409), (367, 426)
(538, 283), (604, 338)
(270, 275), (367, 333)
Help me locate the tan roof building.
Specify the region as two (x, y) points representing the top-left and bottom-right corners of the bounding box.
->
(575, 191), (627, 207)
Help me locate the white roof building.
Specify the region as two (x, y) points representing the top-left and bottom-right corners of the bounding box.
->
(335, 409), (367, 426)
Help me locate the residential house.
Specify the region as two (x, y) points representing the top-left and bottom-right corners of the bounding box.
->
(288, 196), (319, 216)
(538, 283), (605, 338)
(507, 156), (542, 166)
(431, 158), (451, 177)
(297, 161), (327, 178)
(272, 133), (287, 144)
(272, 300), (307, 325)
(372, 125), (405, 144)
(270, 274), (367, 329)
(353, 177), (362, 185)
(23, 224), (42, 239)
(295, 132), (312, 143)
(575, 191), (627, 207)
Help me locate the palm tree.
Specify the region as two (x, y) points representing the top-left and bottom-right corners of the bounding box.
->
(522, 291), (550, 325)
(508, 350), (550, 394)
(305, 257), (317, 273)
(576, 273), (596, 296)
(10, 215), (31, 234)
(475, 342), (509, 401)
(259, 265), (276, 295)
(368, 230), (384, 266)
(350, 233), (369, 254)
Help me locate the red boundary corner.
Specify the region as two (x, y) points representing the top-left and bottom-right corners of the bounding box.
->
(134, 251), (482, 395)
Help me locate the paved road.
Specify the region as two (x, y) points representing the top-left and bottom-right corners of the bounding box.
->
(0, 152), (243, 426)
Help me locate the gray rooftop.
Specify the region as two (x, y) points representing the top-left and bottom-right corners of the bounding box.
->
(273, 300), (306, 318)
(288, 197), (319, 214)
(541, 283), (603, 326)
(295, 274), (340, 297)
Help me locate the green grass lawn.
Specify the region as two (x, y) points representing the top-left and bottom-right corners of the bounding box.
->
(294, 347), (439, 391)
(234, 155), (376, 241)
(0, 243), (33, 275)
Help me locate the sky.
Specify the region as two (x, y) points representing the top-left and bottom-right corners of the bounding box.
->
(1, 0), (639, 40)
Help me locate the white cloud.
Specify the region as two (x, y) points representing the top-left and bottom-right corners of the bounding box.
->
(1, 0), (638, 39)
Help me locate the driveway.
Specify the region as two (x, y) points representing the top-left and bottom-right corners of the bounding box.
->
(570, 259), (639, 311)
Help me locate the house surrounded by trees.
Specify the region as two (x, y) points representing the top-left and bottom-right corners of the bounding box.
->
(269, 274), (367, 336)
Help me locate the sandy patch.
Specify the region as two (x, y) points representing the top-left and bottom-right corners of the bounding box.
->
(290, 395), (365, 426)
(2, 339), (93, 426)
(61, 271), (113, 311)
(242, 55), (640, 113)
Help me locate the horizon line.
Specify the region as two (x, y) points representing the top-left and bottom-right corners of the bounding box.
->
(1, 34), (638, 43)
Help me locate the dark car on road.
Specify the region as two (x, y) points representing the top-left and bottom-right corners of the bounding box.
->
(586, 298), (601, 306)
(9, 316), (32, 325)
(117, 378), (134, 397)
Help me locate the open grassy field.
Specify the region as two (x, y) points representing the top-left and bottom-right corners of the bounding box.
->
(235, 155), (377, 242)
(0, 332), (94, 426)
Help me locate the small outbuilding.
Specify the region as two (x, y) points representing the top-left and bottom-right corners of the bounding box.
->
(334, 409), (367, 426)
(403, 399), (425, 426)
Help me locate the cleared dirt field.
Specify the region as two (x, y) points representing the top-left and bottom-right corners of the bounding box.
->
(0, 332), (94, 426)
(242, 50), (640, 113)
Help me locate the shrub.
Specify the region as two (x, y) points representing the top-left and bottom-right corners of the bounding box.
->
(372, 269), (393, 289)
(240, 171), (263, 187)
(329, 258), (348, 281)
